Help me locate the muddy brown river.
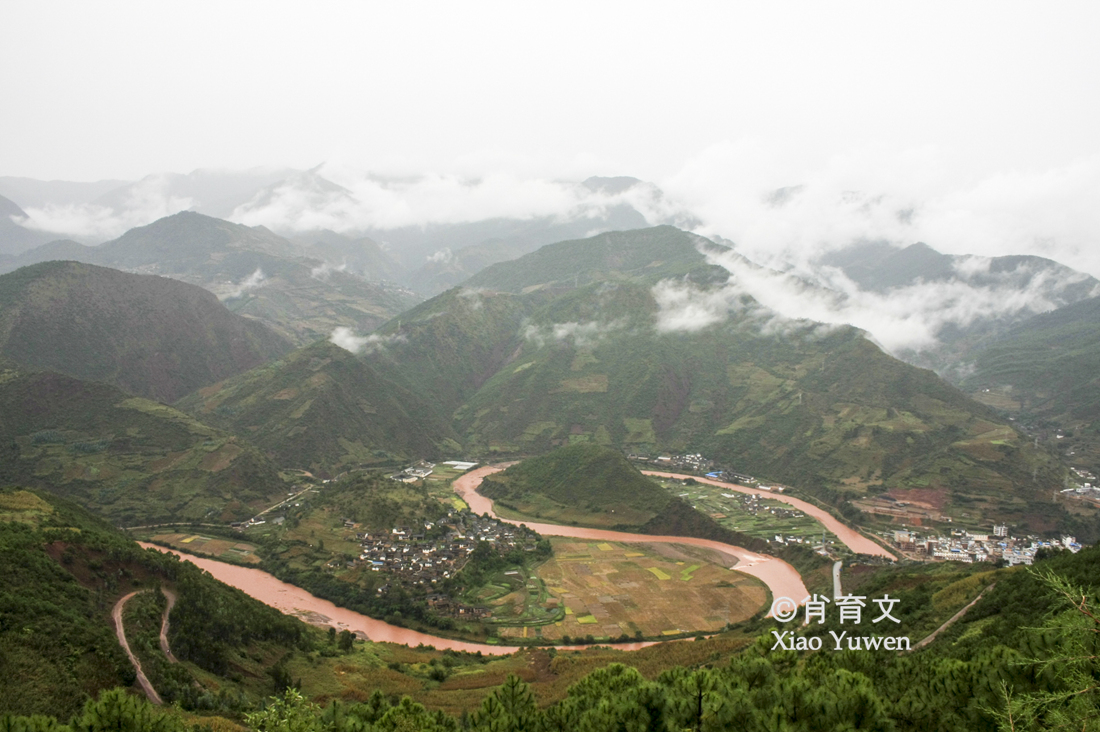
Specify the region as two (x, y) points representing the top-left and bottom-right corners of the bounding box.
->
(640, 470), (896, 559)
(138, 464), (822, 655)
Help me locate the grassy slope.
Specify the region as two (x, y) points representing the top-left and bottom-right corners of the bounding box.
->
(0, 260), (291, 403)
(0, 361), (288, 525)
(0, 486), (308, 719)
(177, 340), (458, 474)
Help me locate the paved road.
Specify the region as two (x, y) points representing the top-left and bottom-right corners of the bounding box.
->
(833, 561), (843, 599)
(112, 591), (163, 705)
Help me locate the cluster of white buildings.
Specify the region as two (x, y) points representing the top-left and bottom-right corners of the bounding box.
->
(893, 526), (1082, 565)
(1063, 467), (1100, 503)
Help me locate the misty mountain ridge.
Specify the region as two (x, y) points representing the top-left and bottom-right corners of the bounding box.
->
(5, 168), (695, 295)
(0, 193), (55, 255)
(3, 212), (420, 345)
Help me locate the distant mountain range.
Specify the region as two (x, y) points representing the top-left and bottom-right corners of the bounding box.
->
(1, 213), (419, 345)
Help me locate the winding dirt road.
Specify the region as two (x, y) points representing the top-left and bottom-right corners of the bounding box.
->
(159, 588), (177, 661)
(112, 591), (163, 705)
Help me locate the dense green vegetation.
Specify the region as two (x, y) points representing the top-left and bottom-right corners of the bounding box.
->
(176, 340), (458, 474)
(7, 545), (1098, 730)
(444, 274), (1064, 529)
(0, 260), (290, 403)
(0, 486), (309, 719)
(0, 362), (289, 525)
(481, 444), (673, 527)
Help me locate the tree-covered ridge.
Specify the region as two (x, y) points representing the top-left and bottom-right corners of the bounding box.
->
(480, 443), (674, 527)
(6, 545), (1098, 731)
(0, 260), (290, 403)
(0, 362), (288, 525)
(0, 486), (310, 720)
(176, 340), (458, 475)
(463, 225), (728, 293)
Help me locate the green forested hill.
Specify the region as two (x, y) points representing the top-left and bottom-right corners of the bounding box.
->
(481, 443), (675, 527)
(0, 361), (288, 525)
(451, 279), (1062, 529)
(0, 486), (308, 719)
(366, 286), (537, 416)
(176, 340), (459, 474)
(354, 228), (1068, 530)
(0, 260), (291, 402)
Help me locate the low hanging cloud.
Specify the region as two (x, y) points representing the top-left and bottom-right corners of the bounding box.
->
(653, 244), (1095, 354)
(663, 142), (1100, 281)
(523, 320), (624, 349)
(229, 166), (690, 233)
(329, 327), (405, 354)
(18, 173), (196, 242)
(223, 268), (266, 299)
(310, 261), (348, 280)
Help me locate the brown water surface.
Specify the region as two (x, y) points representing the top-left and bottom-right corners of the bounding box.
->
(454, 467), (809, 605)
(138, 542), (522, 655)
(641, 471), (896, 559)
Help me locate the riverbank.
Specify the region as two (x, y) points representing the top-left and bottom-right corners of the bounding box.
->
(454, 466), (809, 606)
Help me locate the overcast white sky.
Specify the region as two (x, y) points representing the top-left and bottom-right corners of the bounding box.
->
(2, 1), (1096, 181)
(3, 1), (1100, 275)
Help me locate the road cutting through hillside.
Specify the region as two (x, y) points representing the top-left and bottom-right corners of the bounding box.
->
(112, 591), (163, 705)
(641, 470), (897, 559)
(453, 465), (809, 608)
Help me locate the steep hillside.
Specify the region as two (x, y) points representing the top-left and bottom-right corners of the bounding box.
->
(0, 486), (308, 718)
(0, 261), (290, 402)
(464, 225), (725, 293)
(177, 340), (458, 474)
(962, 297), (1100, 481)
(3, 212), (420, 345)
(0, 362), (289, 525)
(348, 227), (1071, 532)
(365, 286), (537, 417)
(456, 278), (1064, 528)
(963, 297), (1100, 423)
